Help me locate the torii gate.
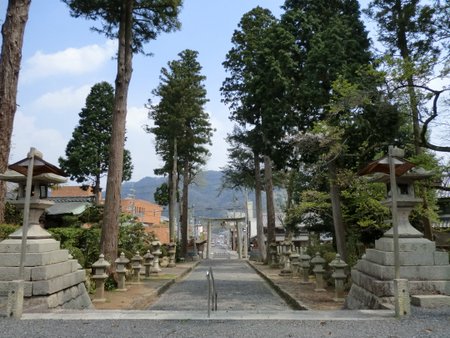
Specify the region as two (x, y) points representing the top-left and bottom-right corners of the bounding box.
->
(201, 217), (246, 259)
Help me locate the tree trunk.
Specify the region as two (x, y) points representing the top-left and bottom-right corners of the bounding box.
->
(264, 155), (276, 265)
(169, 139), (177, 243)
(101, 0), (134, 267)
(0, 0), (31, 222)
(180, 160), (189, 258)
(254, 151), (266, 262)
(328, 160), (347, 261)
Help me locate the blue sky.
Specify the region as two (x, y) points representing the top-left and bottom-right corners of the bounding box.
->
(1, 1), (446, 183)
(1, 0), (289, 182)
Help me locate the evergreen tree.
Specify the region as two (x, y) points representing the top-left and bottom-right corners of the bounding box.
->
(146, 49), (213, 258)
(63, 0), (182, 266)
(59, 82), (133, 205)
(281, 0), (392, 260)
(221, 7), (298, 264)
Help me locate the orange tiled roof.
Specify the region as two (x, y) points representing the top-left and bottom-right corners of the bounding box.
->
(50, 186), (94, 197)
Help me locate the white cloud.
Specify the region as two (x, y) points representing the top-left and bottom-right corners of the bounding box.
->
(22, 40), (117, 83)
(9, 111), (68, 166)
(31, 85), (92, 113)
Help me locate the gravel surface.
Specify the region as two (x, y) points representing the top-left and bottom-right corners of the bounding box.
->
(1, 306), (449, 338)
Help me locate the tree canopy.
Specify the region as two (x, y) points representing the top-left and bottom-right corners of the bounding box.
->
(59, 81), (133, 204)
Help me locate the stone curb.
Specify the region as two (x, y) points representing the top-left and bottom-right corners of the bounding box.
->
(247, 261), (309, 311)
(129, 261), (201, 310)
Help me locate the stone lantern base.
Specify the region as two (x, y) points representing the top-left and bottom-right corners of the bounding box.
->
(0, 236), (93, 312)
(345, 236), (450, 309)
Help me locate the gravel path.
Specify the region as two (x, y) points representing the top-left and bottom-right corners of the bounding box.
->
(1, 306), (449, 338)
(148, 259), (290, 311)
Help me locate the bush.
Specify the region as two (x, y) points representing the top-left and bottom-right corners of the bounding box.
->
(4, 202), (22, 225)
(0, 223), (20, 240)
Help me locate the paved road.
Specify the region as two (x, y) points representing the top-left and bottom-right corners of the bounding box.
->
(148, 259), (290, 312)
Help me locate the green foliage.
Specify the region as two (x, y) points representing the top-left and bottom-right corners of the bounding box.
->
(4, 202), (22, 225)
(0, 223), (20, 240)
(222, 7), (298, 164)
(62, 0), (182, 55)
(154, 182), (169, 207)
(58, 82), (133, 196)
(118, 214), (154, 257)
(79, 205), (104, 224)
(284, 190), (331, 233)
(146, 49), (213, 176)
(48, 226), (101, 268)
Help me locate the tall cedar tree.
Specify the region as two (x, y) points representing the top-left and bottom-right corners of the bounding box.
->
(59, 82), (133, 205)
(146, 49), (213, 258)
(221, 7), (298, 264)
(63, 0), (182, 266)
(0, 0), (31, 222)
(281, 0), (374, 260)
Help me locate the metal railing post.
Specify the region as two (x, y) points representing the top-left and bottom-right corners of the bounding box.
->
(206, 267), (217, 318)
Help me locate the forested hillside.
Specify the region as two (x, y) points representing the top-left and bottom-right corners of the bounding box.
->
(122, 171), (253, 219)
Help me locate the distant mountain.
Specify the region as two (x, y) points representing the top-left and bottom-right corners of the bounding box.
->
(122, 171), (253, 219)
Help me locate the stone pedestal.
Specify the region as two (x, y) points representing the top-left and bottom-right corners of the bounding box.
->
(345, 236), (450, 309)
(0, 236), (93, 312)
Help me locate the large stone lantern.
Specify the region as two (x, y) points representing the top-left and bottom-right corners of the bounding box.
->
(0, 148), (93, 314)
(346, 147), (450, 313)
(1, 149), (67, 239)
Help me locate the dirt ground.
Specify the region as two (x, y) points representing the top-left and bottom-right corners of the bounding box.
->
(249, 262), (346, 311)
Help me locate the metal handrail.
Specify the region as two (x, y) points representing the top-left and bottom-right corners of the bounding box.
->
(206, 267), (217, 318)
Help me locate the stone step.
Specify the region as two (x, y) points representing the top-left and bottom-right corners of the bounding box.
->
(411, 295), (450, 308)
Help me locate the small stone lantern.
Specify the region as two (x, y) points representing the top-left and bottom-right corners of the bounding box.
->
(330, 254), (348, 301)
(151, 240), (162, 274)
(131, 251), (143, 283)
(311, 252), (326, 292)
(115, 252), (129, 291)
(143, 250), (154, 277)
(269, 242), (278, 268)
(91, 254), (110, 302)
(290, 249), (300, 277)
(299, 250), (311, 284)
(168, 242), (176, 267)
(279, 242), (293, 277)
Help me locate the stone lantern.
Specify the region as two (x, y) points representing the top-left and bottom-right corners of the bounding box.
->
(0, 148), (67, 240)
(151, 240), (162, 273)
(373, 167), (433, 238)
(279, 241), (293, 276)
(168, 242), (176, 267)
(143, 250), (154, 277)
(311, 252), (326, 292)
(91, 254), (110, 302)
(346, 146), (450, 313)
(131, 251), (143, 283)
(330, 254), (348, 301)
(290, 249), (300, 277)
(115, 252), (129, 291)
(269, 242), (278, 268)
(0, 148), (92, 314)
(299, 250), (311, 284)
